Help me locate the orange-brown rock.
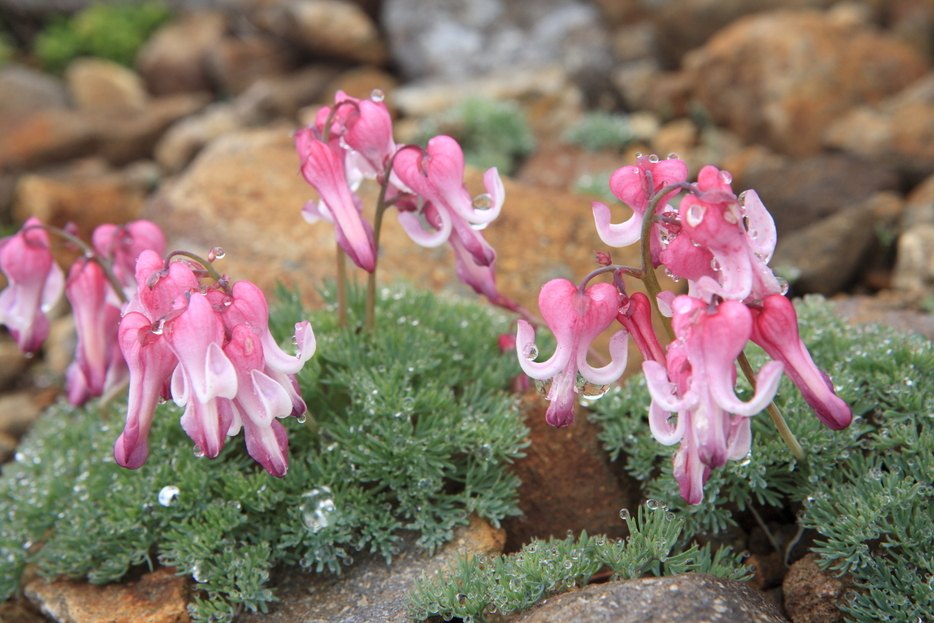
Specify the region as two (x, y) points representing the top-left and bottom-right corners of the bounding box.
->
(24, 567), (190, 623)
(685, 9), (929, 157)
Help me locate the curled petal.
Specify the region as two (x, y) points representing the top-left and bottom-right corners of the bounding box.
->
(397, 210), (451, 248)
(740, 190), (776, 263)
(577, 329), (628, 385)
(647, 392), (686, 446)
(708, 360), (784, 416)
(592, 201), (642, 248)
(516, 319), (568, 380)
(642, 360), (698, 414)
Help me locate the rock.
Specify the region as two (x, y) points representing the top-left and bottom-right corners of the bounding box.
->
(154, 101), (261, 174)
(237, 515), (505, 623)
(510, 573), (789, 623)
(258, 0), (388, 65)
(13, 158), (150, 235)
(0, 109), (96, 171)
(382, 0), (614, 103)
(515, 140), (639, 193)
(832, 291), (934, 340)
(390, 66), (584, 136)
(0, 335), (29, 390)
(823, 72), (934, 183)
(502, 391), (636, 551)
(87, 92), (213, 165)
(892, 175), (934, 297)
(0, 597), (46, 623)
(205, 34), (299, 96)
(44, 314), (77, 378)
(772, 192), (902, 296)
(0, 391), (44, 437)
(64, 57), (150, 115)
(726, 151), (899, 236)
(685, 9), (929, 157)
(782, 553), (847, 623)
(135, 10), (228, 96)
(24, 566), (190, 623)
(0, 64), (70, 116)
(651, 0), (836, 70)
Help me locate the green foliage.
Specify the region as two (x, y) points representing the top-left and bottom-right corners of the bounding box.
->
(0, 284), (528, 622)
(408, 502), (750, 622)
(590, 295), (934, 622)
(573, 171), (617, 202)
(564, 112), (635, 152)
(415, 97), (535, 174)
(33, 2), (171, 72)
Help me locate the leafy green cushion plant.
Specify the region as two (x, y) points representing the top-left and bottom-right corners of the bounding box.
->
(33, 1), (171, 72)
(563, 111), (635, 152)
(0, 284), (529, 622)
(591, 296), (934, 623)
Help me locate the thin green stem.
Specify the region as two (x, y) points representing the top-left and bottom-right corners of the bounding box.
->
(364, 154), (401, 332)
(736, 351), (805, 462)
(639, 190), (677, 342)
(336, 242), (348, 328)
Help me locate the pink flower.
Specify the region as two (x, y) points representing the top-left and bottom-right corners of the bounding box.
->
(516, 279), (628, 427)
(750, 294), (852, 430)
(392, 137), (504, 235)
(0, 217), (65, 354)
(64, 258), (126, 405)
(592, 154), (688, 263)
(642, 295), (784, 504)
(114, 250), (316, 475)
(91, 220), (166, 299)
(316, 90), (397, 180)
(295, 128), (377, 272)
(661, 167), (780, 302)
(616, 291), (665, 364)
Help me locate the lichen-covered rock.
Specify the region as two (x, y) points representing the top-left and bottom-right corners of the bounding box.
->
(782, 553), (847, 623)
(135, 10), (228, 96)
(65, 57), (150, 115)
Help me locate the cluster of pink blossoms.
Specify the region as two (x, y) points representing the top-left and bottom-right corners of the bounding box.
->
(294, 90), (519, 312)
(517, 155), (853, 504)
(0, 219), (315, 476)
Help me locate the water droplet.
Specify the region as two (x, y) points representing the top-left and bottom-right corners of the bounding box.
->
(209, 246), (225, 261)
(300, 487), (337, 532)
(738, 191), (747, 206)
(619, 508), (631, 521)
(645, 499), (668, 511)
(523, 343), (539, 360)
(634, 152), (643, 159)
(157, 397), (166, 405)
(576, 374), (609, 399)
(151, 319), (165, 335)
(664, 268), (681, 283)
(718, 170), (732, 184)
(710, 257), (721, 272)
(478, 444), (493, 460)
(158, 485), (180, 506)
(370, 88), (385, 102)
(686, 203), (706, 227)
(648, 154), (660, 163)
(471, 193), (493, 210)
(192, 563), (207, 583)
(776, 277), (789, 295)
(192, 445), (204, 458)
(297, 414), (307, 424)
(667, 153), (679, 160)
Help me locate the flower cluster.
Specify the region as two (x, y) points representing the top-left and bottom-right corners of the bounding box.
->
(116, 250), (315, 476)
(294, 90), (518, 311)
(518, 155), (852, 504)
(0, 218), (315, 476)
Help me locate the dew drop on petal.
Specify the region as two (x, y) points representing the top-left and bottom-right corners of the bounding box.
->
(648, 154), (660, 163)
(534, 377), (553, 398)
(522, 343), (539, 360)
(777, 277), (790, 295)
(471, 193), (493, 210)
(738, 191), (747, 207)
(151, 320), (164, 335)
(634, 152), (643, 159)
(667, 153), (679, 160)
(710, 257), (721, 272)
(718, 170), (732, 184)
(686, 203), (706, 227)
(192, 445), (205, 458)
(370, 88), (385, 102)
(158, 485), (180, 506)
(297, 414), (307, 424)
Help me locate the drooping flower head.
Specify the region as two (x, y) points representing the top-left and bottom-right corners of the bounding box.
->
(642, 295), (784, 504)
(114, 249), (316, 476)
(592, 154), (688, 264)
(0, 217), (65, 354)
(516, 279), (628, 427)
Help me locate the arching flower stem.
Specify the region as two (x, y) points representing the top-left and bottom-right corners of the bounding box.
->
(737, 351), (805, 462)
(365, 151), (401, 332)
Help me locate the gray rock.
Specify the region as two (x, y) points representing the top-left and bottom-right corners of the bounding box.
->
(64, 57), (150, 115)
(892, 172), (934, 297)
(510, 574), (789, 623)
(382, 0), (613, 103)
(0, 64), (70, 116)
(772, 192), (902, 296)
(237, 515), (506, 623)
